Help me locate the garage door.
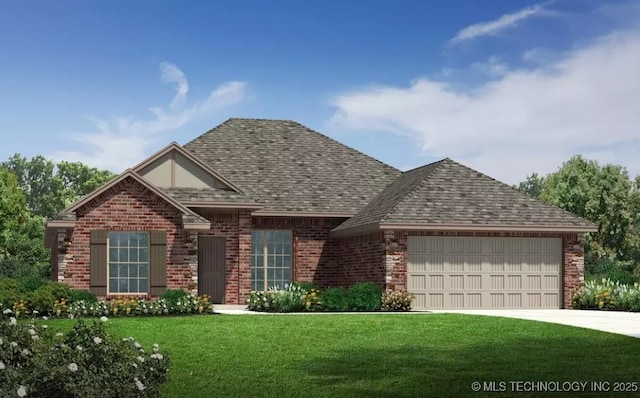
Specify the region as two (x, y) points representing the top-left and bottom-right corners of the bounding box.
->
(408, 236), (562, 309)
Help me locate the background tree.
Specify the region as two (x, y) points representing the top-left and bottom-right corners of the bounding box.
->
(514, 173), (545, 199)
(1, 154), (116, 219)
(0, 169), (49, 282)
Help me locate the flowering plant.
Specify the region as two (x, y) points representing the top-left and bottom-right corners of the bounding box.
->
(0, 316), (169, 397)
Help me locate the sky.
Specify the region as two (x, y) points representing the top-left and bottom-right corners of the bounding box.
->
(0, 0), (639, 184)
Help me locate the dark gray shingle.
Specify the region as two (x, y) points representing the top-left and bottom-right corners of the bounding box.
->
(334, 158), (596, 231)
(184, 118), (401, 213)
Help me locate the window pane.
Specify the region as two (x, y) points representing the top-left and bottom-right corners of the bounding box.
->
(119, 248), (128, 263)
(129, 233), (139, 247)
(139, 248), (148, 263)
(139, 233), (148, 247)
(109, 248), (118, 262)
(129, 279), (138, 293)
(118, 265), (128, 278)
(139, 265), (148, 277)
(129, 248), (138, 262)
(109, 278), (119, 293)
(283, 256), (291, 267)
(283, 268), (291, 282)
(129, 265), (138, 278)
(139, 278), (148, 292)
(119, 279), (128, 293)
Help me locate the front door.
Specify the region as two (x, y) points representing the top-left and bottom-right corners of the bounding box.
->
(198, 236), (226, 303)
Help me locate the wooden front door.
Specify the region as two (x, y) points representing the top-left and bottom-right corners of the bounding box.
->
(198, 237), (226, 303)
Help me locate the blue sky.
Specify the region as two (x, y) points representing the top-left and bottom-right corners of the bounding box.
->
(1, 0), (639, 183)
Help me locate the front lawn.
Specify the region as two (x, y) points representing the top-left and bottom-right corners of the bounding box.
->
(49, 314), (640, 397)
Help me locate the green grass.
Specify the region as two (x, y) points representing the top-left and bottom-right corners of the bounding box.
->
(49, 314), (640, 397)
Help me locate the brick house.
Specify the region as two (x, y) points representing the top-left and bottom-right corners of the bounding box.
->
(45, 118), (596, 309)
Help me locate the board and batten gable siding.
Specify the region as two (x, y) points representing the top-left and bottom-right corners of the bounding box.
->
(57, 176), (193, 296)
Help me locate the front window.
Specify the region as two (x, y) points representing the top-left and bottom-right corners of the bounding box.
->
(108, 232), (149, 294)
(251, 230), (292, 291)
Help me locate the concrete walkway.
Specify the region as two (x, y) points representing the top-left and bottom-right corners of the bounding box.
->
(430, 309), (640, 338)
(213, 305), (640, 338)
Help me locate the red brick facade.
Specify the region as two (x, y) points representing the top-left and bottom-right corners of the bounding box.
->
(57, 177), (192, 296)
(55, 178), (585, 307)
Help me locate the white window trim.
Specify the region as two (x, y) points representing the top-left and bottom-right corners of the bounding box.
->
(107, 232), (150, 295)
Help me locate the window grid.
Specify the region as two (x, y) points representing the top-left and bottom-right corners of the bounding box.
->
(108, 232), (149, 294)
(251, 230), (292, 291)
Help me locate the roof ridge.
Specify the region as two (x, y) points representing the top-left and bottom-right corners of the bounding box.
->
(380, 158), (448, 223)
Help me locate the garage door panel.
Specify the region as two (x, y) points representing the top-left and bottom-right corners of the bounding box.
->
(408, 237), (562, 310)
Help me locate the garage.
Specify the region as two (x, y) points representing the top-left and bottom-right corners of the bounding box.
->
(408, 236), (562, 310)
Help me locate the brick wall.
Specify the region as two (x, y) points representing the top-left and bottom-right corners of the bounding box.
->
(252, 217), (344, 288)
(387, 230), (585, 308)
(58, 177), (191, 297)
(337, 232), (385, 288)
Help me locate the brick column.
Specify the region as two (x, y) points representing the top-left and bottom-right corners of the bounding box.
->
(563, 233), (585, 308)
(237, 210), (252, 304)
(186, 231), (199, 295)
(384, 231), (408, 291)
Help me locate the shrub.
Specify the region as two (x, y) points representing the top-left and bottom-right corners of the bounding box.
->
(271, 285), (306, 313)
(246, 291), (276, 312)
(348, 282), (382, 311)
(29, 282), (72, 314)
(70, 289), (98, 303)
(19, 276), (48, 293)
(586, 258), (638, 285)
(381, 290), (414, 311)
(0, 316), (169, 398)
(292, 282), (318, 292)
(320, 287), (350, 312)
(160, 289), (189, 307)
(0, 278), (23, 307)
(302, 288), (322, 311)
(571, 278), (627, 310)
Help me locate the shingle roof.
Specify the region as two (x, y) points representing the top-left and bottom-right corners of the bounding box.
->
(334, 158), (597, 232)
(184, 118), (401, 213)
(161, 187), (258, 205)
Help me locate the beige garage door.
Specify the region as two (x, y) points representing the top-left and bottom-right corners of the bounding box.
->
(408, 236), (562, 309)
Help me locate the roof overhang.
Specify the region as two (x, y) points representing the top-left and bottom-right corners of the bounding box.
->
(59, 169), (210, 230)
(252, 211), (354, 218)
(188, 202), (264, 210)
(331, 222), (598, 237)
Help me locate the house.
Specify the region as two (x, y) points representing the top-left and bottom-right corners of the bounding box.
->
(45, 118), (596, 310)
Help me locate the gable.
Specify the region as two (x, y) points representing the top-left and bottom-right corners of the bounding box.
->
(137, 148), (234, 190)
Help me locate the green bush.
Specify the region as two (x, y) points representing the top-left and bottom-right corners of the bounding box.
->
(19, 276), (48, 293)
(348, 282), (382, 311)
(381, 290), (414, 311)
(272, 285), (306, 313)
(0, 316), (169, 397)
(320, 287), (350, 312)
(571, 278), (640, 311)
(292, 282), (318, 292)
(0, 278), (23, 307)
(246, 291), (275, 312)
(586, 258), (638, 285)
(29, 282), (72, 315)
(70, 289), (98, 303)
(160, 289), (189, 307)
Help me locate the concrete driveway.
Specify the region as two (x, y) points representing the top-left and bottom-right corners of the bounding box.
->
(431, 309), (640, 338)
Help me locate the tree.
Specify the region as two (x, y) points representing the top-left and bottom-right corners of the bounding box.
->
(514, 173), (545, 199)
(1, 154), (116, 219)
(540, 155), (638, 262)
(0, 169), (49, 279)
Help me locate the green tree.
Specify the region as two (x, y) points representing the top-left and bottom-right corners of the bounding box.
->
(1, 154), (116, 218)
(540, 155), (638, 262)
(515, 173), (545, 199)
(0, 169), (49, 279)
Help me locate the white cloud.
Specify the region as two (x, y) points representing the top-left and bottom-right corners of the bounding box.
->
(471, 56), (510, 77)
(450, 3), (553, 44)
(331, 29), (640, 184)
(52, 63), (247, 172)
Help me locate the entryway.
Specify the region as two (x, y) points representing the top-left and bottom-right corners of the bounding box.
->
(198, 236), (226, 303)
